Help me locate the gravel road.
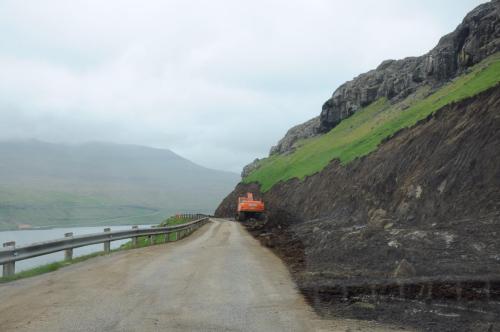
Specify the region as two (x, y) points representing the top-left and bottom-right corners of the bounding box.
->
(0, 219), (407, 331)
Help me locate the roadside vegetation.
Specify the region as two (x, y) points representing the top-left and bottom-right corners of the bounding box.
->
(0, 252), (104, 283)
(0, 215), (199, 283)
(244, 53), (500, 191)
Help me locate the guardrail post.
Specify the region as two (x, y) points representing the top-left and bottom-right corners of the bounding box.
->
(64, 232), (73, 260)
(104, 228), (111, 253)
(149, 235), (154, 245)
(131, 226), (138, 247)
(2, 241), (16, 277)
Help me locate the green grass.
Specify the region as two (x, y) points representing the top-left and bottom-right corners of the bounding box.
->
(0, 252), (104, 283)
(245, 53), (500, 191)
(159, 215), (196, 226)
(119, 215), (195, 249)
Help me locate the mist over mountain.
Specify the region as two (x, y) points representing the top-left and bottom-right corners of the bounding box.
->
(0, 140), (238, 229)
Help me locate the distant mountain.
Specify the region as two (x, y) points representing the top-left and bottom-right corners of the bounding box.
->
(0, 140), (239, 229)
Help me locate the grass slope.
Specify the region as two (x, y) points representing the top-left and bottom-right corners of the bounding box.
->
(245, 53), (500, 192)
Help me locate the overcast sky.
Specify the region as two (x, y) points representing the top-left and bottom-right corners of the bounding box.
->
(0, 0), (486, 172)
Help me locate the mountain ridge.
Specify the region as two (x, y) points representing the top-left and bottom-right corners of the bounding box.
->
(0, 140), (238, 230)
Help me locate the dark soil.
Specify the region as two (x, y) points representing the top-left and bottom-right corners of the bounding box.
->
(216, 86), (500, 331)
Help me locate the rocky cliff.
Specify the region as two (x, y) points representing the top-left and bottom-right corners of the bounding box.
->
(268, 116), (320, 156)
(320, 0), (500, 133)
(258, 0), (500, 160)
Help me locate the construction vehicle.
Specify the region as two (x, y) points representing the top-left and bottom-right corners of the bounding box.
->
(236, 192), (266, 221)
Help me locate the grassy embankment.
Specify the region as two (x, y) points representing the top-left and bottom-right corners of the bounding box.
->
(0, 215), (197, 283)
(244, 53), (500, 192)
(119, 215), (195, 249)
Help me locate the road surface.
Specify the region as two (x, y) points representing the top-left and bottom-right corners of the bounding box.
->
(0, 219), (406, 331)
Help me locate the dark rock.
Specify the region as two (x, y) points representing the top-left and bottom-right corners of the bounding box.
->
(269, 116), (320, 156)
(319, 0), (500, 133)
(241, 158), (261, 178)
(267, 1), (500, 156)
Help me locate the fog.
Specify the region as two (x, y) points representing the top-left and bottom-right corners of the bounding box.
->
(0, 0), (484, 172)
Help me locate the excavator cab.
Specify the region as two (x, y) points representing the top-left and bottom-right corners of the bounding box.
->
(236, 192), (266, 221)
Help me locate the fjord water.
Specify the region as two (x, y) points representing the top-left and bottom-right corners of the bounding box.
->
(0, 225), (152, 272)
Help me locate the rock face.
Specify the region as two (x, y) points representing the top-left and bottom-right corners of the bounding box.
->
(269, 116), (320, 155)
(240, 117), (320, 178)
(241, 158), (261, 178)
(252, 0), (500, 162)
(319, 0), (500, 133)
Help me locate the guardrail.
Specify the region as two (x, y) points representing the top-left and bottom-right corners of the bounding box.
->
(0, 216), (210, 278)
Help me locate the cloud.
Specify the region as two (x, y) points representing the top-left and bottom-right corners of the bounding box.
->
(0, 0), (485, 172)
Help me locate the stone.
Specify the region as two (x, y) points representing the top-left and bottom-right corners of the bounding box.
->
(269, 116), (321, 156)
(241, 158), (261, 178)
(384, 223), (394, 230)
(367, 208), (390, 229)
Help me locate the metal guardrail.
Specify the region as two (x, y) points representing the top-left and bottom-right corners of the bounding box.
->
(0, 217), (210, 278)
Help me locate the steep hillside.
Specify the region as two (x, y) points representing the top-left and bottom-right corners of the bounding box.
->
(218, 85), (500, 276)
(245, 54), (500, 191)
(218, 84), (500, 331)
(217, 2), (500, 329)
(243, 0), (500, 185)
(0, 141), (238, 229)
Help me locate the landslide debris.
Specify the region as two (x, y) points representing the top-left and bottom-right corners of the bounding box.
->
(218, 86), (500, 280)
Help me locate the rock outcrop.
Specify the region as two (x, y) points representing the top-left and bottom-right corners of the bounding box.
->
(269, 116), (320, 155)
(241, 158), (261, 178)
(319, 0), (500, 132)
(252, 0), (500, 162)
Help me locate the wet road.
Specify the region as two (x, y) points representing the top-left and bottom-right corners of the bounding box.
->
(0, 219), (406, 331)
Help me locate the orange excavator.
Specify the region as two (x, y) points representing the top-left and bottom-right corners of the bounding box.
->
(236, 192), (266, 221)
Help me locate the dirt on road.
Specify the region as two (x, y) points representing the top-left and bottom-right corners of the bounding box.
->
(0, 219), (407, 332)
